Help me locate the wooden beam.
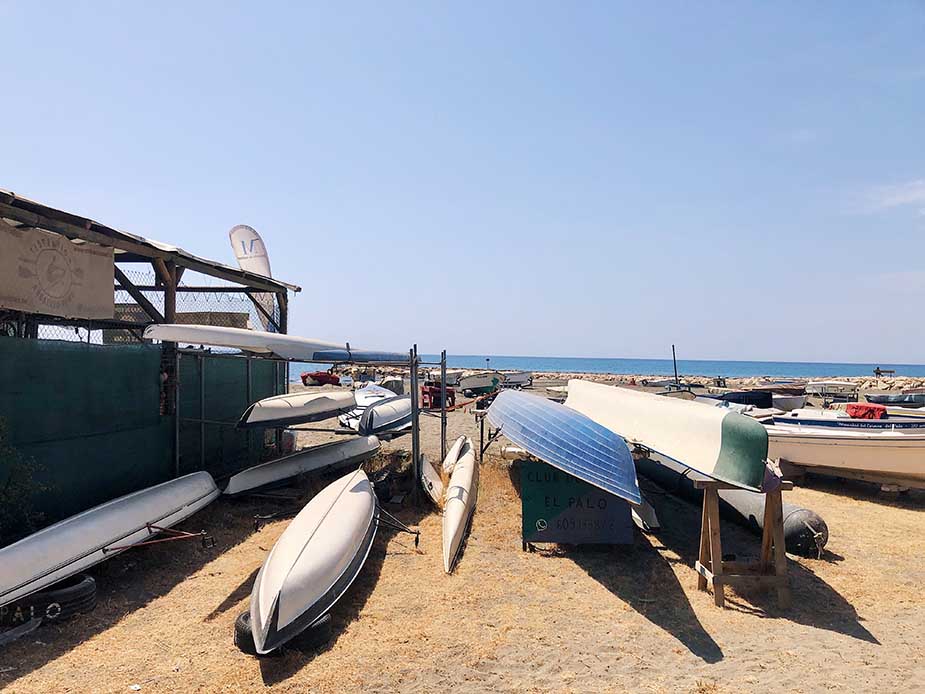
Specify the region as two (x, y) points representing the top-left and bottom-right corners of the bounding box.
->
(0, 199), (291, 294)
(113, 266), (164, 323)
(164, 261), (177, 323)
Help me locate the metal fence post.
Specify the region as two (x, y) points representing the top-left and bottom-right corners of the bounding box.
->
(410, 346), (421, 503)
(440, 349), (447, 463)
(199, 353), (205, 470)
(174, 349), (181, 477)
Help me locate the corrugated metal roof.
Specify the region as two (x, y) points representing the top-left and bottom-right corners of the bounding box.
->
(0, 188), (300, 294)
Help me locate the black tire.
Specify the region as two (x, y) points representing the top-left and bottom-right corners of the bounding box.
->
(290, 613), (333, 651)
(234, 610), (259, 656)
(0, 574), (96, 626)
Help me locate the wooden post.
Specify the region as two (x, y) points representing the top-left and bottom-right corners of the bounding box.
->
(693, 479), (792, 609)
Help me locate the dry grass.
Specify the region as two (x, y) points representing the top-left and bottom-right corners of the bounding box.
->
(1, 386), (923, 692)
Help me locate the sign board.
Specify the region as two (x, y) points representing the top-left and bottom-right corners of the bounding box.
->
(521, 459), (633, 545)
(0, 224), (114, 319)
(102, 306), (250, 343)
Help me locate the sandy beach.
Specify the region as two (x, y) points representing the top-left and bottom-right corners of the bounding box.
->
(1, 379), (924, 693)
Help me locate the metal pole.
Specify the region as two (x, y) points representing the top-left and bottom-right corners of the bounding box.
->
(672, 344), (679, 387)
(246, 357), (253, 465)
(479, 412), (484, 463)
(440, 349), (447, 463)
(409, 345), (421, 503)
(199, 354), (205, 470)
(174, 349), (181, 477)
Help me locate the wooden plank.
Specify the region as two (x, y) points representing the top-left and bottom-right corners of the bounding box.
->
(113, 266), (164, 323)
(705, 487), (725, 607)
(697, 490), (710, 591)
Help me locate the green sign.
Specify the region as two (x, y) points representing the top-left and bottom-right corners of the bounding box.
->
(521, 459), (633, 545)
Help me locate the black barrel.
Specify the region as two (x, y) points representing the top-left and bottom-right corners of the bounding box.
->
(635, 454), (828, 557)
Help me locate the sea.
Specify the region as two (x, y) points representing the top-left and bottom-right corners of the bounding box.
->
(288, 355), (925, 382)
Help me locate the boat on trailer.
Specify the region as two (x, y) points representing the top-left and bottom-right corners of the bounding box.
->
(0, 472), (219, 608)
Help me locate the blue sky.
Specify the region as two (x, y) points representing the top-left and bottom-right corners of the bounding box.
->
(3, 2), (925, 362)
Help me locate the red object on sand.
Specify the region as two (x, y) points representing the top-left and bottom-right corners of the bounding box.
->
(846, 403), (886, 419)
(300, 371), (340, 387)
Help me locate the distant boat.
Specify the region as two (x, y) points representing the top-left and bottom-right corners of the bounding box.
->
(301, 371), (341, 387)
(804, 380), (857, 397)
(771, 394), (808, 411)
(772, 408), (925, 432)
(427, 369), (464, 386)
(502, 371), (533, 387)
(865, 393), (925, 408)
(766, 425), (925, 489)
(458, 371), (504, 395)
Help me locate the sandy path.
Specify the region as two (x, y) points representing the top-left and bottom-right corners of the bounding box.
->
(1, 386), (923, 693)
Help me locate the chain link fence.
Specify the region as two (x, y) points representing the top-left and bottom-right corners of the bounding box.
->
(26, 266), (282, 344)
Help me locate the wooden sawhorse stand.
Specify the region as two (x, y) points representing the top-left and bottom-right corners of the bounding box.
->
(694, 479), (792, 609)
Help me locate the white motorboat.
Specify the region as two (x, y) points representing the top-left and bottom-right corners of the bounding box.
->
(766, 425), (925, 489)
(502, 371), (533, 387)
(771, 394), (807, 412)
(457, 371), (504, 395)
(772, 408), (925, 432)
(804, 380), (857, 397)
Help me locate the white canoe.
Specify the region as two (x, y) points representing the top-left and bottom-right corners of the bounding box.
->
(238, 391), (356, 428)
(503, 371), (533, 386)
(224, 436), (381, 496)
(143, 324), (405, 364)
(442, 438), (478, 573)
(0, 472), (219, 608)
(766, 425), (925, 488)
(250, 468), (377, 654)
(442, 436), (467, 474)
(421, 456), (444, 506)
(338, 384), (396, 431)
(565, 380), (768, 491)
(357, 395), (413, 437)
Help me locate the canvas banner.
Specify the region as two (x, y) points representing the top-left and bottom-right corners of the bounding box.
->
(0, 223), (114, 319)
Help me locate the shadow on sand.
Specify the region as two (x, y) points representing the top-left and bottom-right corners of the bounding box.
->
(0, 492), (271, 687)
(798, 474), (925, 511)
(648, 491), (880, 645)
(506, 461), (723, 663)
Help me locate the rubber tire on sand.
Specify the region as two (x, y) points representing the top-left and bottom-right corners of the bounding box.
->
(234, 610), (333, 657)
(1, 574), (97, 626)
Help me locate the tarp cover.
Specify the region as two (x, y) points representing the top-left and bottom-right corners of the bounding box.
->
(846, 403), (886, 419)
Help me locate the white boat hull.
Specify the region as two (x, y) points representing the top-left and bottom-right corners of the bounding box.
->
(238, 391), (356, 428)
(458, 371), (504, 393)
(442, 436), (467, 474)
(503, 371), (533, 386)
(224, 436), (380, 495)
(442, 438), (478, 573)
(766, 425), (925, 487)
(0, 472), (219, 608)
(250, 469), (377, 654)
(358, 395), (413, 437)
(421, 456), (444, 506)
(771, 394), (807, 412)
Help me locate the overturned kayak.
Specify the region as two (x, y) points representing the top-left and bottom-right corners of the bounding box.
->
(442, 438), (478, 573)
(238, 391), (356, 429)
(566, 380), (768, 491)
(250, 468), (377, 654)
(339, 384), (396, 431)
(143, 324), (406, 364)
(224, 436), (381, 496)
(442, 436), (468, 474)
(0, 472), (219, 608)
(421, 455), (445, 507)
(358, 395), (412, 438)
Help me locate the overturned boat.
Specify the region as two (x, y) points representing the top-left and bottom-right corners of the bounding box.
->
(237, 391), (356, 429)
(250, 468), (377, 654)
(224, 436), (381, 496)
(358, 395), (412, 438)
(442, 437), (478, 573)
(0, 472), (219, 608)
